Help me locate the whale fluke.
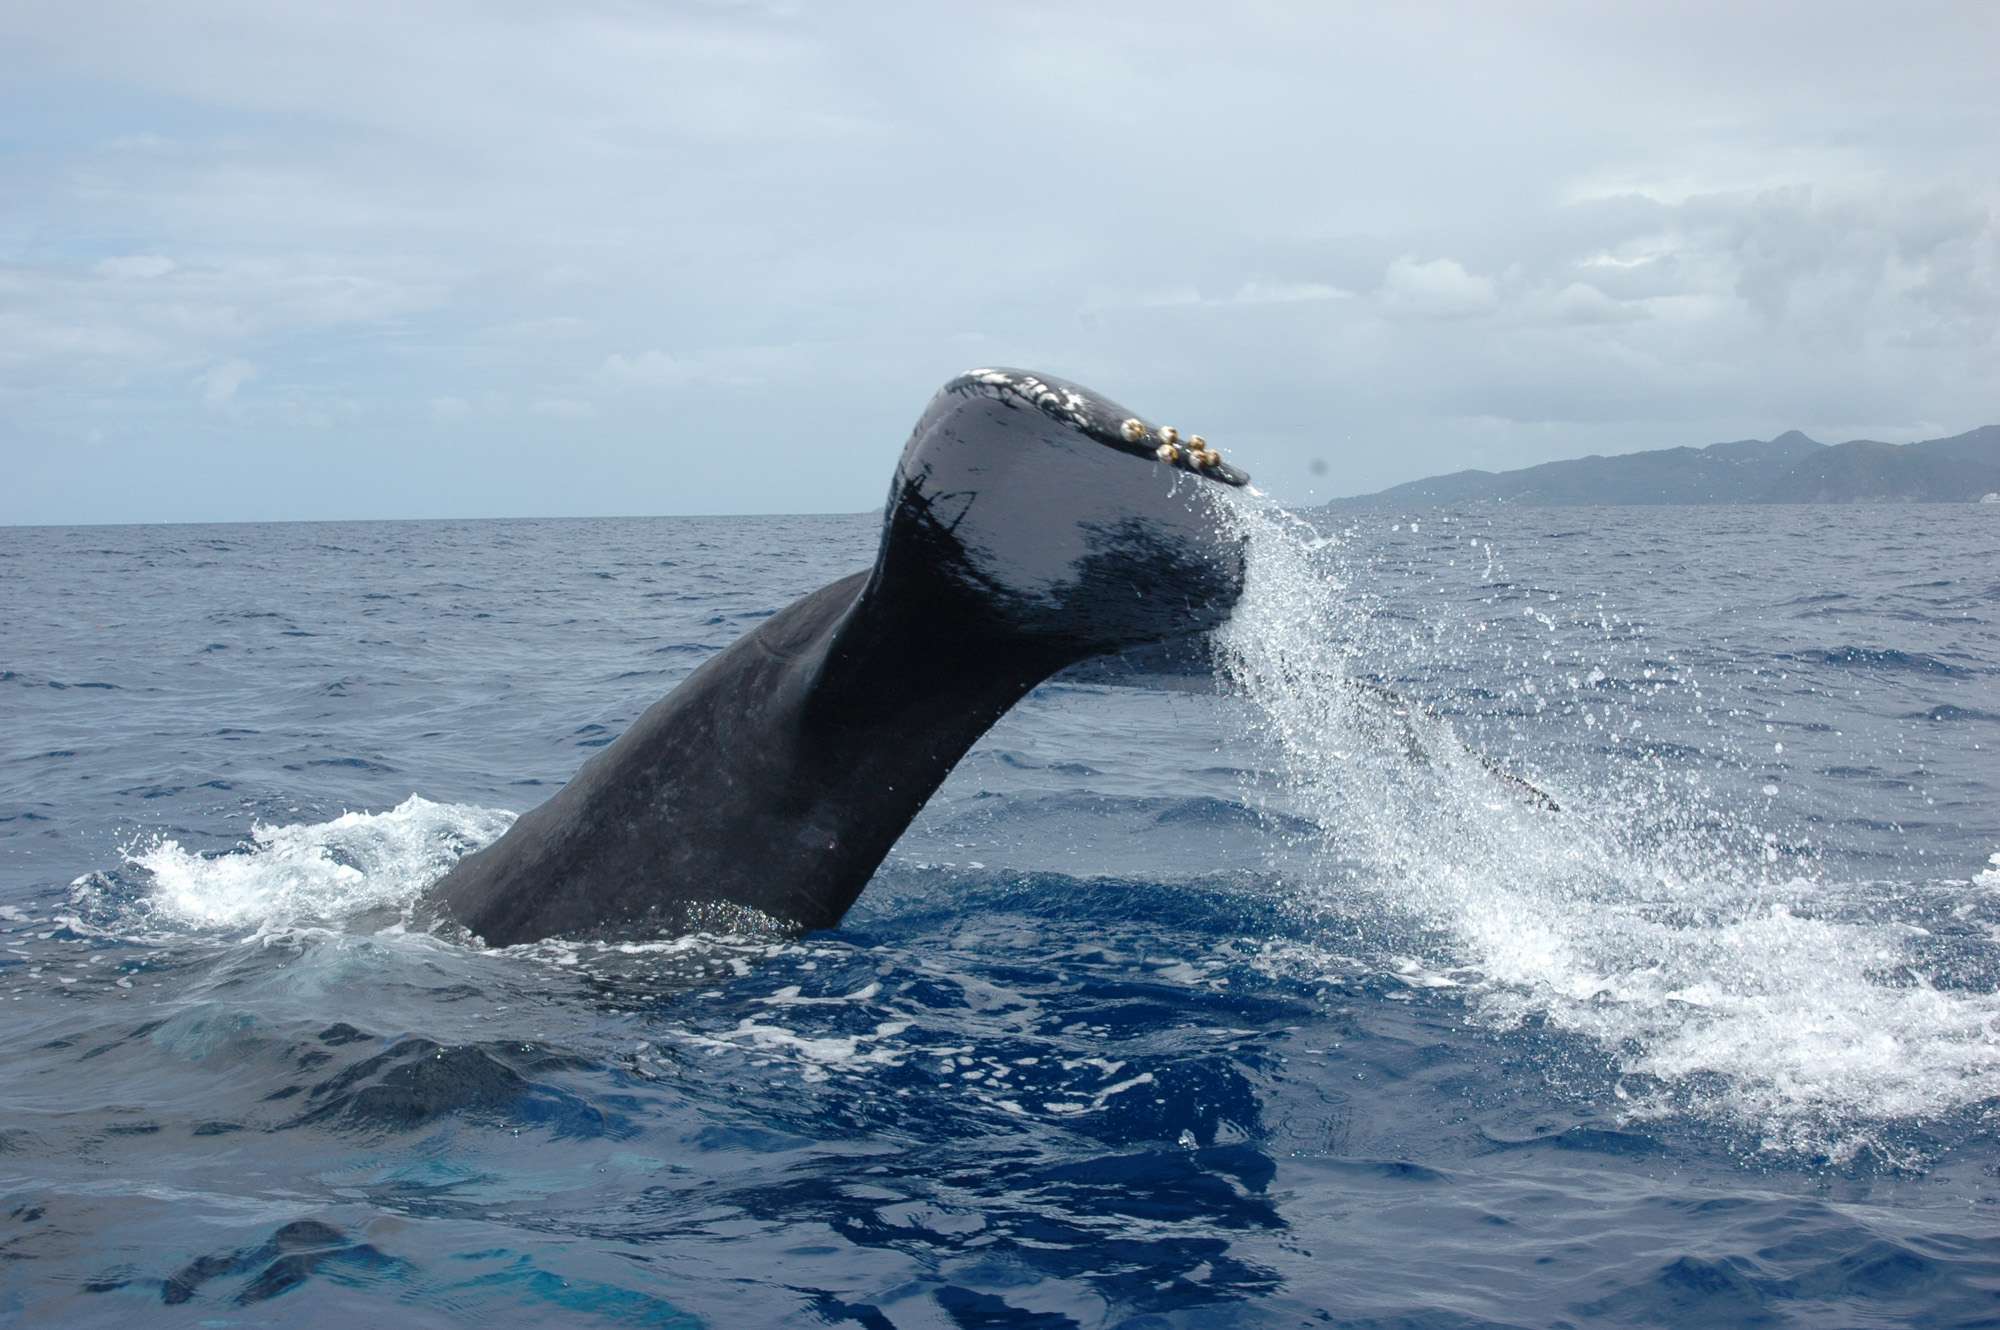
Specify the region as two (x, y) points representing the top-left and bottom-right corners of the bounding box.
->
(429, 370), (1248, 946)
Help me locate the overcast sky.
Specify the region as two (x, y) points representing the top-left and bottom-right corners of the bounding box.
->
(3, 2), (1996, 523)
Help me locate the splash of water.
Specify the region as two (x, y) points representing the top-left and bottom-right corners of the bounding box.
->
(116, 795), (514, 931)
(1210, 490), (2000, 1157)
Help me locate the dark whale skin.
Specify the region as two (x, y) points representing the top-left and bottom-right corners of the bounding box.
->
(429, 369), (1248, 946)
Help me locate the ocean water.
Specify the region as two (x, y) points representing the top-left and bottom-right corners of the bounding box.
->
(1, 502), (1996, 1328)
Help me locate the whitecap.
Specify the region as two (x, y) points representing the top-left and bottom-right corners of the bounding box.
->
(115, 794), (513, 931)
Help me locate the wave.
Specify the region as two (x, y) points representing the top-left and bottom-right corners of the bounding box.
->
(1783, 647), (1983, 676)
(100, 795), (514, 932)
(1901, 704), (2000, 724)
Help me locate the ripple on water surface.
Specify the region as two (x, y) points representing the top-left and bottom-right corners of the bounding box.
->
(0, 508), (1996, 1325)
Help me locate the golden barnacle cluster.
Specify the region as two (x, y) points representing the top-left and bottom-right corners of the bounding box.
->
(1125, 418), (1223, 470)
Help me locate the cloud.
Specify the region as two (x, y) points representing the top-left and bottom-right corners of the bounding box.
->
(1577, 252), (1689, 301)
(1085, 280), (1354, 311)
(0, 254), (444, 385)
(1380, 256), (1499, 320)
(1232, 281), (1352, 306)
(600, 349), (694, 388)
(196, 358), (256, 408)
(599, 347), (779, 390)
(0, 306), (159, 367)
(483, 315), (592, 342)
(0, 2), (1994, 520)
(94, 254), (177, 279)
(1543, 281), (1647, 325)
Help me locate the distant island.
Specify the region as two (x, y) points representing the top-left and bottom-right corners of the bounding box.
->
(1334, 424), (2000, 507)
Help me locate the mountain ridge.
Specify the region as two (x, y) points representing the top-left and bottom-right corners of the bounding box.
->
(1333, 424), (2000, 506)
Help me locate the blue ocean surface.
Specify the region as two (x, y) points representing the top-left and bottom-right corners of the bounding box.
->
(1, 502), (1997, 1327)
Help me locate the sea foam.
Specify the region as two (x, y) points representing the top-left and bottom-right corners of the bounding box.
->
(120, 794), (514, 931)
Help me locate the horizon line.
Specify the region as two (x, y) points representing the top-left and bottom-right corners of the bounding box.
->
(0, 508), (890, 531)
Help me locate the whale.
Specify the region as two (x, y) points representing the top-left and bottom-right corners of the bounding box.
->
(428, 369), (1251, 946)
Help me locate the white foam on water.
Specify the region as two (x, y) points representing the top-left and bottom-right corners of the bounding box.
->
(683, 1016), (916, 1082)
(1210, 491), (2000, 1158)
(114, 794), (515, 931)
(1977, 852), (2000, 891)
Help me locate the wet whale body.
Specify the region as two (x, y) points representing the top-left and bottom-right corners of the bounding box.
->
(430, 370), (1250, 946)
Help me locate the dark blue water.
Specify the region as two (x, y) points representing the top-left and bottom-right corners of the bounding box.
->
(2, 504), (1996, 1327)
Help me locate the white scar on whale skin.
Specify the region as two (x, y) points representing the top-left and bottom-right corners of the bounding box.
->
(960, 367), (1093, 429)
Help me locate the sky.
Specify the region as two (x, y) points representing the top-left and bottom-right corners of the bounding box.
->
(2, 2), (1996, 523)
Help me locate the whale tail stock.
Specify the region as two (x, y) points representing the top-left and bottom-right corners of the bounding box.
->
(429, 369), (1249, 946)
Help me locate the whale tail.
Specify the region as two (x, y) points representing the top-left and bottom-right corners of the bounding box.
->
(431, 369), (1250, 944)
(814, 369), (1248, 702)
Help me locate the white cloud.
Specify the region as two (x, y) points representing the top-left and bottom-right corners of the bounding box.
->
(1380, 256), (1499, 320)
(483, 315), (591, 342)
(94, 254), (177, 279)
(1577, 251), (1690, 301)
(0, 307), (160, 366)
(1544, 281), (1647, 325)
(600, 349), (695, 388)
(1231, 280), (1352, 306)
(0, 2), (1994, 519)
(196, 358), (256, 408)
(0, 255), (445, 384)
